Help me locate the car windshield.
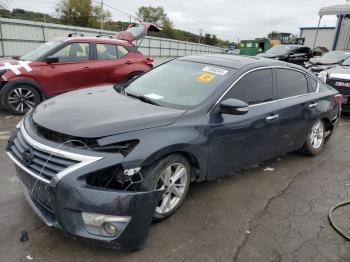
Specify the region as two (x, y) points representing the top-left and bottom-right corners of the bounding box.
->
(322, 51), (350, 60)
(124, 60), (234, 109)
(20, 40), (62, 61)
(265, 45), (292, 55)
(341, 56), (350, 66)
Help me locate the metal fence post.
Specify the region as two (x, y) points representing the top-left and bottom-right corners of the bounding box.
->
(0, 22), (4, 57)
(42, 24), (46, 42)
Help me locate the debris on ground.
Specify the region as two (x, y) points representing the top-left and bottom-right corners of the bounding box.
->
(263, 167), (275, 172)
(246, 230), (251, 234)
(26, 255), (33, 260)
(20, 231), (29, 242)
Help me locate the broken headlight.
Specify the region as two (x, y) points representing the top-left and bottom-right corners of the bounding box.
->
(92, 140), (139, 156)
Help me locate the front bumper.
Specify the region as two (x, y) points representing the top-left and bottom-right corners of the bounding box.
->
(6, 121), (163, 250)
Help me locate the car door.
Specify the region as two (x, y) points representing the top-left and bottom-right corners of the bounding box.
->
(93, 43), (135, 85)
(206, 68), (280, 179)
(288, 47), (309, 65)
(274, 68), (319, 155)
(41, 42), (97, 96)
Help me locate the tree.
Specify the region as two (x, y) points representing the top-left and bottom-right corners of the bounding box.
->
(56, 0), (96, 27)
(137, 6), (171, 28)
(203, 33), (212, 45)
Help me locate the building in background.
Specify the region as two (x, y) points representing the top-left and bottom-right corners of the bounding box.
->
(299, 27), (335, 51)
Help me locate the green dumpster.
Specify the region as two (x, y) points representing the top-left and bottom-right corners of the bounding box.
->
(239, 38), (270, 56)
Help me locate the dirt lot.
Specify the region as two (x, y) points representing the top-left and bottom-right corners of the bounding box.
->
(0, 111), (350, 262)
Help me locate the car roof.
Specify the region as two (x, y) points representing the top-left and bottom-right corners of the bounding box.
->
(178, 54), (306, 71)
(54, 37), (132, 46)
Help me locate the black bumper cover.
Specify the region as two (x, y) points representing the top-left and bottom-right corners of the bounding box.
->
(15, 164), (163, 250)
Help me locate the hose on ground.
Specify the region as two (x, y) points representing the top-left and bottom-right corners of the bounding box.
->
(328, 200), (350, 241)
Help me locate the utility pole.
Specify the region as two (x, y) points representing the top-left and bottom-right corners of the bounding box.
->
(198, 29), (203, 44)
(100, 0), (104, 30)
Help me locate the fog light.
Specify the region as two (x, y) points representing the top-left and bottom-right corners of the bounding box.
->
(82, 212), (131, 237)
(103, 222), (118, 235)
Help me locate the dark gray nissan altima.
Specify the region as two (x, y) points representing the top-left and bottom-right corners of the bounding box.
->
(6, 54), (341, 250)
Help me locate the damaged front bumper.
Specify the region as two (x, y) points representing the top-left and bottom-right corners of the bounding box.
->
(6, 120), (164, 250)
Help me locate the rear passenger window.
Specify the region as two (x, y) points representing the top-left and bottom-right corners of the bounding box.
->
(96, 44), (129, 60)
(308, 76), (318, 92)
(96, 44), (118, 60)
(276, 69), (308, 99)
(224, 69), (273, 105)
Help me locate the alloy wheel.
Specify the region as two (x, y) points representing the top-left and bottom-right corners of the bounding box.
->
(7, 87), (36, 113)
(310, 120), (324, 149)
(154, 163), (188, 215)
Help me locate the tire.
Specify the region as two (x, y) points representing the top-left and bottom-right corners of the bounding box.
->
(299, 119), (325, 156)
(141, 154), (191, 221)
(2, 84), (41, 115)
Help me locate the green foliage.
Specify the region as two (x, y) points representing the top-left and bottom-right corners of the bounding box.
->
(0, 3), (229, 48)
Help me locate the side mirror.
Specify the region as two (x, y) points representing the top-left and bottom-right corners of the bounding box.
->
(219, 98), (249, 115)
(45, 56), (59, 64)
(289, 51), (295, 56)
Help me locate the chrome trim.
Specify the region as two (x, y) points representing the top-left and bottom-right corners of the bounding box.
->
(8, 121), (103, 185)
(208, 66), (320, 116)
(6, 151), (51, 184)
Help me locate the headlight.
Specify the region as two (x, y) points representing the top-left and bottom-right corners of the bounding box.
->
(318, 71), (328, 83)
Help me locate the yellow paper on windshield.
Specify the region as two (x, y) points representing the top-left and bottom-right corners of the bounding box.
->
(197, 73), (216, 84)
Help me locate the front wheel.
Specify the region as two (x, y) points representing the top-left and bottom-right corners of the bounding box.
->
(299, 119), (325, 156)
(141, 154), (191, 221)
(2, 84), (41, 115)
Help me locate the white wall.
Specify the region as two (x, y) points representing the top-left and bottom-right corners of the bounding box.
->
(0, 17), (225, 57)
(300, 28), (335, 51)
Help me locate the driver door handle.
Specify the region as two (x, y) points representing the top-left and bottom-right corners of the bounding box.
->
(266, 114), (279, 122)
(309, 103), (318, 108)
(125, 61), (133, 64)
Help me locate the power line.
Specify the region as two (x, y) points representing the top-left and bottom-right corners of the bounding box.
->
(92, 0), (140, 21)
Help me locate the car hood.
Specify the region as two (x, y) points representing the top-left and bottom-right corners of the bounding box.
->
(32, 86), (185, 138)
(0, 58), (34, 76)
(309, 57), (339, 65)
(325, 66), (350, 79)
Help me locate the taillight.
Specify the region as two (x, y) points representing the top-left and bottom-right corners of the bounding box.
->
(144, 57), (154, 65)
(333, 94), (343, 105)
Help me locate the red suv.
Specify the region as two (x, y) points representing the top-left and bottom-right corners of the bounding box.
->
(0, 23), (158, 114)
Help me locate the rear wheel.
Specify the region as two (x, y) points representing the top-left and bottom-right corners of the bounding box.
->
(141, 154), (191, 221)
(2, 85), (41, 115)
(299, 119), (325, 156)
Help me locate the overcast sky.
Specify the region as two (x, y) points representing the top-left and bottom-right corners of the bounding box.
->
(7, 0), (348, 42)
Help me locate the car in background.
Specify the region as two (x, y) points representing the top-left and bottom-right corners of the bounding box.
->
(257, 45), (313, 66)
(305, 51), (350, 75)
(6, 54), (341, 250)
(318, 56), (350, 112)
(0, 22), (159, 115)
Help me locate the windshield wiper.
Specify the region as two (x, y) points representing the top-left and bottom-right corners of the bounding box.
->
(125, 91), (162, 106)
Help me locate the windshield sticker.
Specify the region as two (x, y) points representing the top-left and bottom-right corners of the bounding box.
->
(197, 73), (216, 84)
(0, 61), (32, 75)
(144, 93), (164, 100)
(202, 66), (228, 76)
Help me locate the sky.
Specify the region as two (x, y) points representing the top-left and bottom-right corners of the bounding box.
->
(7, 0), (349, 42)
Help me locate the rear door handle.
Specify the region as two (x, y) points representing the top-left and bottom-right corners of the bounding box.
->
(309, 103), (318, 108)
(83, 66), (92, 70)
(266, 114), (279, 122)
(125, 61), (132, 64)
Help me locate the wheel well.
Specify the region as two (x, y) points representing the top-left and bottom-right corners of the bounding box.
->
(7, 82), (44, 101)
(321, 117), (332, 131)
(145, 151), (200, 181)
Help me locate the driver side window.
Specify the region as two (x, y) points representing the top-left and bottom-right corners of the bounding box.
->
(52, 43), (90, 62)
(224, 69), (274, 105)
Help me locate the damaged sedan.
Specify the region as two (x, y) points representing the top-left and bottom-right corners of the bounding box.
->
(6, 54), (341, 250)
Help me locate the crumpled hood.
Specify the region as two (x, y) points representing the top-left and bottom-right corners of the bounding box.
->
(309, 57), (339, 65)
(32, 86), (185, 138)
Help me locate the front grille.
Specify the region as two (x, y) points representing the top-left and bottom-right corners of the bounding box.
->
(9, 128), (79, 181)
(327, 78), (350, 95)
